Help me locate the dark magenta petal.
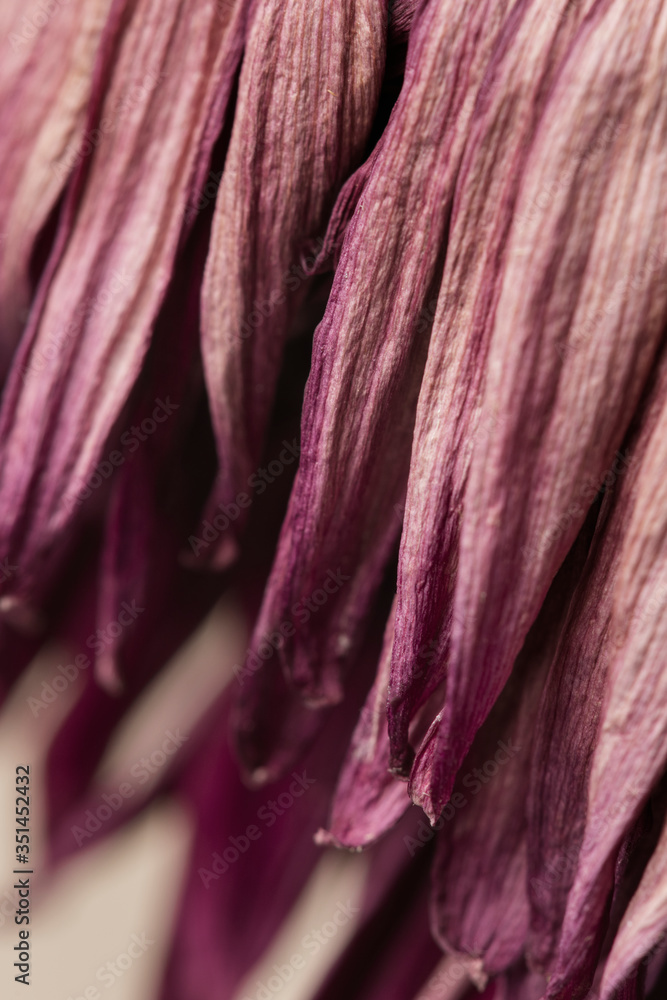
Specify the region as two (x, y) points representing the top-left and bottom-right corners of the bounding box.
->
(199, 0), (387, 566)
(93, 225), (208, 691)
(430, 513), (596, 980)
(0, 0), (243, 616)
(46, 563), (223, 858)
(596, 797), (667, 999)
(0, 0), (108, 378)
(405, 0), (667, 823)
(527, 491), (626, 971)
(318, 600), (412, 849)
(314, 819), (441, 1000)
(248, 0), (516, 709)
(543, 360), (667, 992)
(388, 0), (596, 777)
(160, 678), (376, 1000)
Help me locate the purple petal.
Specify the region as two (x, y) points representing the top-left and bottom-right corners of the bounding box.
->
(597, 810), (667, 999)
(543, 381), (667, 990)
(430, 515), (595, 979)
(199, 0), (387, 566)
(0, 0), (109, 376)
(406, 0), (667, 823)
(249, 0), (516, 708)
(388, 0), (596, 776)
(0, 0), (244, 620)
(318, 599), (412, 849)
(314, 818), (441, 1000)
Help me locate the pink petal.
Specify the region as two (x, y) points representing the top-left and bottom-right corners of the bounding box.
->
(407, 0), (667, 823)
(0, 0), (110, 376)
(0, 0), (244, 621)
(199, 0), (387, 566)
(388, 0), (596, 776)
(248, 0), (517, 708)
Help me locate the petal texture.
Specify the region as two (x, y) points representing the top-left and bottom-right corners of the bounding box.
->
(200, 0), (386, 566)
(0, 0), (244, 619)
(408, 0), (667, 822)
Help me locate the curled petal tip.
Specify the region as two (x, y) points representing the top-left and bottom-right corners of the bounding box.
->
(178, 532), (239, 572)
(94, 652), (125, 696)
(0, 595), (43, 635)
(248, 767), (270, 788)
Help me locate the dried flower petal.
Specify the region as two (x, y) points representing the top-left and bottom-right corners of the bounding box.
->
(388, 0), (595, 776)
(0, 0), (244, 619)
(408, 0), (667, 823)
(546, 370), (667, 996)
(0, 0), (111, 375)
(200, 0), (386, 566)
(250, 0), (515, 708)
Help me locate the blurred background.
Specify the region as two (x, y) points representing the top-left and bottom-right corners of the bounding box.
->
(0, 599), (368, 1000)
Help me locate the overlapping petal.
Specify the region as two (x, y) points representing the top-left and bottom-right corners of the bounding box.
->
(408, 0), (667, 823)
(388, 0), (596, 776)
(545, 363), (667, 996)
(247, 0), (516, 710)
(430, 513), (596, 981)
(317, 599), (412, 849)
(0, 0), (244, 622)
(199, 0), (386, 567)
(0, 0), (111, 376)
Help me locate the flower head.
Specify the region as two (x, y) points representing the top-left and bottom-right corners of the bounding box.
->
(3, 1), (667, 998)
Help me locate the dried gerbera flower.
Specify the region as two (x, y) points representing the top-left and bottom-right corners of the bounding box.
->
(3, 1), (667, 998)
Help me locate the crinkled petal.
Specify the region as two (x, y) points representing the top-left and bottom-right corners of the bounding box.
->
(430, 513), (595, 980)
(544, 392), (667, 990)
(546, 465), (667, 991)
(199, 0), (386, 567)
(408, 0), (667, 823)
(0, 0), (111, 375)
(317, 599), (412, 849)
(0, 0), (244, 621)
(526, 487), (634, 971)
(249, 0), (516, 708)
(388, 0), (595, 775)
(597, 802), (667, 999)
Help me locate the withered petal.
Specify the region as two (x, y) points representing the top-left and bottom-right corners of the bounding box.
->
(200, 0), (386, 565)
